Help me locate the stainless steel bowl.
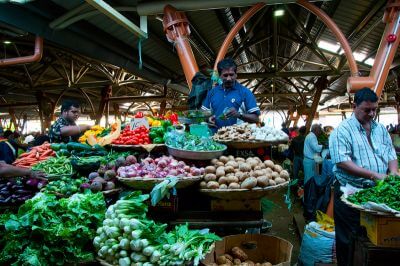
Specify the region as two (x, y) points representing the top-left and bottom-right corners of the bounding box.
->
(167, 145), (227, 160)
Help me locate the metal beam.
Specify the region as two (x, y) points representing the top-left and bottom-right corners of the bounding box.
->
(237, 70), (339, 79)
(109, 96), (172, 103)
(0, 102), (38, 107)
(85, 0), (148, 39)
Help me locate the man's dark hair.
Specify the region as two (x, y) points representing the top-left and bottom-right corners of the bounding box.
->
(3, 130), (13, 138)
(299, 126), (306, 135)
(217, 58), (237, 75)
(61, 100), (80, 113)
(354, 88), (378, 106)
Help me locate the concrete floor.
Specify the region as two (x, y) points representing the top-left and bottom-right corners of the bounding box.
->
(262, 191), (304, 265)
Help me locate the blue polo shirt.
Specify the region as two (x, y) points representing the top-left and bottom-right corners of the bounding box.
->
(201, 82), (260, 130)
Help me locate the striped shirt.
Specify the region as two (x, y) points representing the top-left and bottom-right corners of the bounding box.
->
(303, 132), (323, 160)
(329, 114), (397, 188)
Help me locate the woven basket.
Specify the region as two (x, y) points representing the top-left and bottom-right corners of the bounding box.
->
(117, 175), (203, 190)
(215, 140), (288, 149)
(341, 195), (400, 217)
(199, 181), (289, 200)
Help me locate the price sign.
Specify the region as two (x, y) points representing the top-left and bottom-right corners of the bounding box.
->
(130, 118), (149, 130)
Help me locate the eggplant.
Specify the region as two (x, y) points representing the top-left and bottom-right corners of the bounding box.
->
(3, 196), (12, 203)
(6, 181), (14, 188)
(1, 186), (9, 192)
(11, 185), (25, 191)
(37, 181), (47, 190)
(20, 195), (32, 201)
(25, 179), (39, 187)
(0, 183), (7, 189)
(15, 189), (33, 195)
(0, 191), (11, 197)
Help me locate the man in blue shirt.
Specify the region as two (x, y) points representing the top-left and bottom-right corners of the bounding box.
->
(201, 58), (260, 131)
(303, 124), (323, 184)
(329, 88), (398, 266)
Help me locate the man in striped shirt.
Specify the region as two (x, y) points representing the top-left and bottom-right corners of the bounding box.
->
(329, 88), (398, 265)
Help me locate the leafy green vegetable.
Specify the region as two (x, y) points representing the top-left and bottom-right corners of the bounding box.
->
(95, 191), (220, 265)
(348, 175), (400, 211)
(0, 192), (106, 265)
(166, 132), (226, 151)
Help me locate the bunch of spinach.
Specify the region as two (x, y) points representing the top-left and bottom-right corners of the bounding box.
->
(0, 192), (106, 266)
(347, 175), (400, 211)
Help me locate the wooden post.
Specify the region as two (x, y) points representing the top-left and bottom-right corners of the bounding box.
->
(96, 85), (112, 124)
(305, 77), (328, 132)
(113, 103), (121, 121)
(396, 90), (400, 125)
(8, 108), (18, 131)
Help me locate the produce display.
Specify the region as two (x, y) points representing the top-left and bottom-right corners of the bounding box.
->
(87, 120), (122, 146)
(112, 125), (151, 145)
(166, 132), (225, 151)
(347, 175), (400, 211)
(0, 178), (44, 205)
(212, 247), (272, 266)
(79, 125), (105, 143)
(213, 123), (288, 142)
(51, 142), (108, 157)
(12, 142), (55, 168)
(42, 176), (88, 196)
(31, 156), (74, 176)
(94, 191), (220, 266)
(0, 192), (106, 265)
(146, 111), (179, 127)
(200, 156), (289, 190)
(117, 155), (204, 179)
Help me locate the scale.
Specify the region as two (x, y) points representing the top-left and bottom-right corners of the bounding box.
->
(178, 109), (213, 137)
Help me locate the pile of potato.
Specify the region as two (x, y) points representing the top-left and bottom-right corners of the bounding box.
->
(206, 246), (272, 266)
(200, 156), (289, 190)
(213, 124), (255, 141)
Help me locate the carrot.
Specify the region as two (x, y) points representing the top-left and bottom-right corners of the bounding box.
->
(40, 150), (53, 156)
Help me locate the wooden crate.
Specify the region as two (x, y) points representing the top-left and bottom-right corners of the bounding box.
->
(360, 212), (400, 248)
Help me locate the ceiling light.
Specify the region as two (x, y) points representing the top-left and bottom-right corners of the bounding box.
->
(364, 58), (375, 66)
(3, 40), (12, 44)
(353, 52), (366, 62)
(318, 40), (340, 53)
(274, 9), (285, 17)
(271, 64), (275, 68)
(271, 84), (274, 87)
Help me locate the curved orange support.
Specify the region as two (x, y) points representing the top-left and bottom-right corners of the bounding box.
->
(163, 5), (199, 89)
(0, 36), (43, 67)
(348, 0), (400, 96)
(213, 3), (266, 71)
(296, 0), (358, 77)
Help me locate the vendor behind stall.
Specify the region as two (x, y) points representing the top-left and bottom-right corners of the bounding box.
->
(49, 100), (91, 143)
(329, 88), (398, 266)
(201, 58), (260, 131)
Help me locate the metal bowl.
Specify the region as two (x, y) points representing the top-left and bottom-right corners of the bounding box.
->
(166, 145), (227, 160)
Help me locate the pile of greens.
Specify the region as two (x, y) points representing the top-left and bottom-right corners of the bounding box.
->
(166, 132), (225, 151)
(0, 192), (106, 265)
(94, 191), (220, 266)
(347, 175), (400, 211)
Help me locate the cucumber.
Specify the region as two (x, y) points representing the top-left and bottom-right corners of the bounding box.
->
(66, 142), (92, 152)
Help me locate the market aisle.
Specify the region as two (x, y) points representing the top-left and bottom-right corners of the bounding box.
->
(262, 192), (303, 266)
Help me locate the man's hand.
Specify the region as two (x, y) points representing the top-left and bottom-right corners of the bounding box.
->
(208, 115), (217, 128)
(372, 173), (387, 181)
(81, 124), (92, 132)
(29, 170), (46, 180)
(225, 107), (240, 119)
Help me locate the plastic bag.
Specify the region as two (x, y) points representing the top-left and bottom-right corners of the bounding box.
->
(316, 210), (334, 232)
(299, 222), (336, 266)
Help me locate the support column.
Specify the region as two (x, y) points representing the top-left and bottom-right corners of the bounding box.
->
(36, 91), (54, 133)
(96, 85), (112, 124)
(113, 103), (121, 121)
(8, 108), (18, 131)
(305, 77), (328, 132)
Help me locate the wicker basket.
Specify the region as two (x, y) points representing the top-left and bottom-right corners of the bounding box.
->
(117, 175), (203, 190)
(215, 140), (288, 149)
(200, 181), (289, 200)
(341, 195), (400, 217)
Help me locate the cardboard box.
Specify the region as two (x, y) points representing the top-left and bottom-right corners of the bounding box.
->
(202, 234), (293, 266)
(360, 212), (400, 248)
(211, 199), (261, 211)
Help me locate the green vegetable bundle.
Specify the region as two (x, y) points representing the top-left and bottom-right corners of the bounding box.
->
(347, 175), (400, 211)
(43, 176), (88, 196)
(0, 192), (106, 265)
(94, 191), (220, 266)
(32, 156), (73, 176)
(166, 132), (225, 151)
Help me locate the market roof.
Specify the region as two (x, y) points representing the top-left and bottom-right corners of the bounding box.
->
(0, 0), (399, 119)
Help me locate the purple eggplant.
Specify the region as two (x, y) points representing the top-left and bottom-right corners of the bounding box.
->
(15, 189), (33, 195)
(25, 179), (39, 188)
(0, 191), (11, 197)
